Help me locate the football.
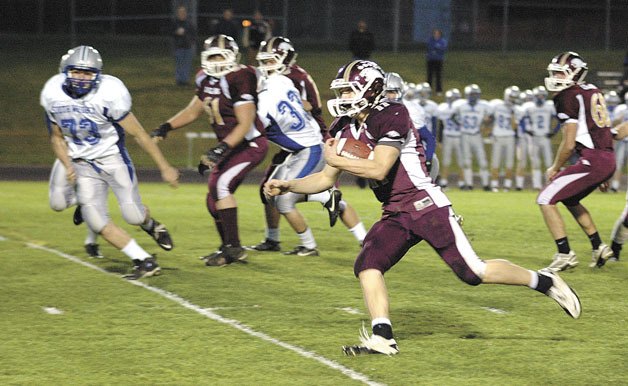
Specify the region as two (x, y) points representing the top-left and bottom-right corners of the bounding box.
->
(336, 138), (374, 160)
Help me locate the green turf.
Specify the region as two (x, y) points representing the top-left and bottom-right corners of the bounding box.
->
(0, 34), (623, 167)
(1, 181), (628, 385)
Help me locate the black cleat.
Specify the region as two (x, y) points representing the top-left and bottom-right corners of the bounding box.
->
(323, 189), (342, 227)
(205, 245), (248, 267)
(143, 219), (173, 251)
(200, 245), (224, 261)
(246, 238), (281, 252)
(124, 256), (161, 280)
(283, 246), (319, 256)
(85, 243), (104, 258)
(73, 205), (83, 225)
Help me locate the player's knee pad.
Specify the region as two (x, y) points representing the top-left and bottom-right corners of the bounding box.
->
(275, 193), (298, 214)
(49, 193), (69, 212)
(82, 204), (108, 233)
(119, 202), (146, 226)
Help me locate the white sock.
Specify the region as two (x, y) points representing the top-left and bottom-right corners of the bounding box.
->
(307, 190), (331, 204)
(491, 179), (498, 188)
(532, 169), (542, 189)
(464, 168), (473, 186)
(265, 228), (280, 242)
(121, 239), (151, 261)
(349, 222), (367, 243)
(504, 179), (512, 189)
(516, 175), (524, 189)
(297, 227), (317, 249)
(440, 178), (448, 186)
(372, 317), (392, 328)
(480, 169), (490, 186)
(84, 228), (98, 245)
(527, 270), (539, 289)
(612, 179), (620, 191)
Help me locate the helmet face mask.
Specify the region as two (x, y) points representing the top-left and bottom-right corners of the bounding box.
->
(503, 85), (520, 105)
(533, 86), (548, 105)
(544, 51), (588, 92)
(383, 72), (406, 102)
(464, 84), (481, 105)
(201, 35), (240, 77)
(445, 88), (461, 103)
(62, 45), (103, 98)
(417, 82), (431, 102)
(256, 37), (297, 77)
(327, 60), (385, 118)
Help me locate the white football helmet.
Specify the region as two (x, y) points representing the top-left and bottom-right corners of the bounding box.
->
(533, 86), (549, 105)
(605, 90), (620, 107)
(201, 34), (240, 77)
(464, 84), (481, 104)
(62, 45), (103, 98)
(327, 60), (385, 118)
(383, 72), (406, 102)
(417, 82), (432, 101)
(544, 51), (588, 92)
(445, 88), (461, 104)
(503, 85), (520, 105)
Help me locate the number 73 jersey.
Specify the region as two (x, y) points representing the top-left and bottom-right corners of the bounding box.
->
(40, 73), (132, 160)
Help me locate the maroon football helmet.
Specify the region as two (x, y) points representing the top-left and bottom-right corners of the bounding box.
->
(201, 34), (240, 77)
(256, 36), (297, 77)
(544, 51), (588, 92)
(327, 60), (385, 118)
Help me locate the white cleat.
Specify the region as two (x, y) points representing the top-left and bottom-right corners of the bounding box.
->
(539, 270), (581, 319)
(546, 251), (578, 272)
(589, 244), (613, 268)
(342, 325), (399, 356)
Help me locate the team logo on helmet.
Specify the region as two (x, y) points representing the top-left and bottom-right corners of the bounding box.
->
(327, 60), (385, 118)
(544, 51), (588, 92)
(201, 34), (240, 77)
(256, 36), (297, 77)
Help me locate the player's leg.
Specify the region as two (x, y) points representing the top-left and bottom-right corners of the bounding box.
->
(530, 137), (543, 190)
(440, 136), (453, 188)
(453, 137), (466, 189)
(611, 141), (626, 192)
(276, 192), (319, 256)
(461, 134), (474, 189)
(338, 202), (367, 245)
(502, 137), (515, 191)
(515, 137), (529, 190)
(610, 203), (628, 261)
(473, 135), (490, 190)
(490, 138), (502, 191)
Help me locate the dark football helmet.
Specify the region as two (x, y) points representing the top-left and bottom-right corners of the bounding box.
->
(383, 72), (406, 102)
(544, 51), (588, 92)
(201, 34), (240, 77)
(327, 60), (385, 118)
(256, 36), (297, 77)
(62, 45), (103, 98)
(464, 84), (481, 105)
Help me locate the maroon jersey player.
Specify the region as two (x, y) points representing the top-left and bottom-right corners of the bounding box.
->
(538, 51), (616, 272)
(153, 34), (268, 266)
(265, 60), (581, 355)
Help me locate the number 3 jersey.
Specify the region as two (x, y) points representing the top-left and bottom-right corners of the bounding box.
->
(40, 73), (132, 160)
(554, 83), (614, 151)
(257, 74), (322, 152)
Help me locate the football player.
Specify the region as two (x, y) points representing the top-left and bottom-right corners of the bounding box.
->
(436, 88), (464, 189)
(522, 86), (557, 190)
(152, 35), (268, 266)
(265, 60), (581, 356)
(454, 84), (492, 190)
(48, 52), (103, 259)
(250, 36), (367, 255)
(514, 89), (535, 190)
(487, 86), (519, 192)
(606, 91), (626, 193)
(41, 46), (179, 279)
(538, 51), (615, 271)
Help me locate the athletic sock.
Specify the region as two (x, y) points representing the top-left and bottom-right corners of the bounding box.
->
(588, 232), (602, 250)
(530, 270), (553, 294)
(306, 190), (331, 204)
(297, 227), (317, 249)
(349, 222), (367, 243)
(218, 207), (240, 247)
(121, 239), (151, 261)
(555, 237), (571, 254)
(515, 175), (524, 189)
(265, 227), (280, 242)
(85, 228), (98, 245)
(611, 241), (622, 259)
(372, 318), (394, 340)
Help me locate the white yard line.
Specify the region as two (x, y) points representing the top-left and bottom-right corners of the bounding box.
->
(24, 241), (384, 386)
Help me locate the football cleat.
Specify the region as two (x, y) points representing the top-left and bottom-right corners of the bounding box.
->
(283, 246), (319, 257)
(205, 245), (248, 267)
(85, 243), (104, 259)
(323, 189), (342, 227)
(342, 325), (399, 356)
(200, 245), (224, 261)
(589, 244), (613, 268)
(546, 251), (578, 272)
(245, 238), (281, 252)
(538, 269), (581, 319)
(143, 219), (173, 251)
(73, 205), (83, 225)
(124, 257), (161, 280)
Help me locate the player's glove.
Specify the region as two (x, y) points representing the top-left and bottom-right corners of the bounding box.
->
(198, 142), (231, 176)
(151, 122), (173, 138)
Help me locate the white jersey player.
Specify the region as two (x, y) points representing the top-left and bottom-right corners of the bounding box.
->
(488, 86), (519, 192)
(514, 89), (535, 190)
(453, 84), (492, 190)
(522, 86), (556, 190)
(414, 82), (439, 137)
(41, 46), (179, 279)
(607, 91), (627, 192)
(437, 88), (464, 189)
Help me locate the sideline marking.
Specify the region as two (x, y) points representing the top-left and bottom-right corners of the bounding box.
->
(25, 242), (384, 386)
(337, 307), (364, 315)
(481, 307), (508, 315)
(42, 306), (64, 315)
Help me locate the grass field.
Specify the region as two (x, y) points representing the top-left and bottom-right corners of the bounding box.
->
(2, 181), (628, 385)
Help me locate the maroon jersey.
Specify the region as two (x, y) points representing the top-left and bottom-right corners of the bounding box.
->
(332, 101), (451, 212)
(285, 64), (327, 131)
(554, 83), (614, 152)
(195, 65), (264, 141)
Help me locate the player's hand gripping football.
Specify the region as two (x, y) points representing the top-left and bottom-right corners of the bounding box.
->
(323, 138), (344, 167)
(264, 179), (291, 198)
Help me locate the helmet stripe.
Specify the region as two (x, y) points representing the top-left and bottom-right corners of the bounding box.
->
(344, 61), (357, 82)
(266, 37), (276, 53)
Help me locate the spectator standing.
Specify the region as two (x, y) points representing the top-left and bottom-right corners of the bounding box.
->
(426, 28), (447, 95)
(349, 20), (375, 60)
(212, 8), (239, 42)
(172, 5), (196, 86)
(243, 10), (272, 65)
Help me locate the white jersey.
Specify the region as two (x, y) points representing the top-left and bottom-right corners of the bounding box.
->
(453, 99), (492, 135)
(522, 100), (556, 137)
(40, 74), (132, 160)
(489, 99), (516, 137)
(401, 99), (427, 130)
(437, 101), (461, 137)
(257, 74), (322, 152)
(418, 99), (439, 135)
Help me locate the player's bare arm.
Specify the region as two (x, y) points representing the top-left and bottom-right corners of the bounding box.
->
(119, 113), (180, 187)
(612, 121), (628, 141)
(547, 122), (576, 180)
(152, 96), (205, 142)
(265, 164), (340, 197)
(223, 101), (256, 148)
(324, 138), (399, 180)
(49, 123), (76, 183)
